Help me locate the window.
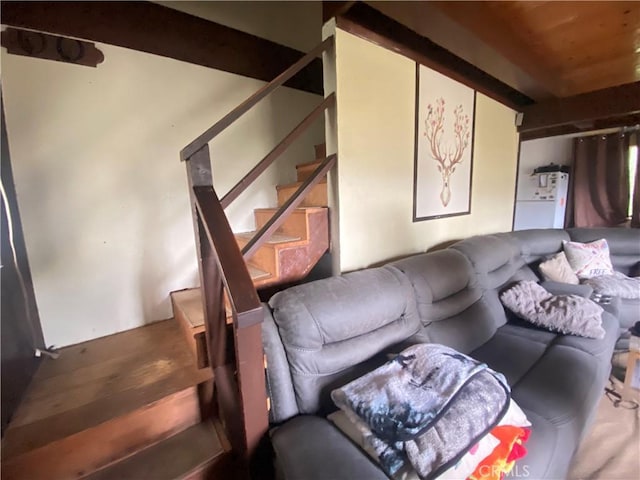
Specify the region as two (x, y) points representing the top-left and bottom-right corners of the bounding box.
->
(628, 143), (638, 219)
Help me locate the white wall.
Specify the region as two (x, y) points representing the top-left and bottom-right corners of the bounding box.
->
(2, 30), (323, 346)
(331, 29), (520, 272)
(517, 136), (573, 196)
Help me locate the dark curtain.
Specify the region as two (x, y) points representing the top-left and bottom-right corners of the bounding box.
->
(570, 133), (631, 227)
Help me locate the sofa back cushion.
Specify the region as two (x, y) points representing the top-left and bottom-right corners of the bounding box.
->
(508, 229), (571, 264)
(390, 249), (498, 353)
(450, 234), (539, 328)
(450, 234), (525, 290)
(267, 265), (421, 417)
(568, 228), (640, 276)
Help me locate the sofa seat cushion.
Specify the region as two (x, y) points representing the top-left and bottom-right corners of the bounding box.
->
(509, 409), (575, 480)
(511, 345), (607, 425)
(471, 326), (554, 386)
(270, 416), (389, 480)
(472, 315), (617, 394)
(499, 344), (611, 480)
(553, 311), (619, 362)
(472, 318), (617, 460)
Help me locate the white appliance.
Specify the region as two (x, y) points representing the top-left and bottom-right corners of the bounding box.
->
(513, 171), (569, 230)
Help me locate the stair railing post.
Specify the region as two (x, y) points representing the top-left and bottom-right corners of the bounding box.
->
(183, 145), (244, 452)
(184, 146), (269, 473)
(185, 145), (226, 365)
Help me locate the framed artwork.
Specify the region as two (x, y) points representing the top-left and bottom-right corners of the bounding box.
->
(413, 63), (476, 221)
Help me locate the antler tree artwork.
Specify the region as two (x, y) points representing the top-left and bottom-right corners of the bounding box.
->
(414, 64), (475, 221)
(424, 98), (471, 207)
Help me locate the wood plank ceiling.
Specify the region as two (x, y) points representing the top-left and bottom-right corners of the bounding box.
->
(367, 1), (640, 102)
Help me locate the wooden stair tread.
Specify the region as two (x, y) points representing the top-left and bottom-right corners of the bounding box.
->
(172, 265), (271, 332)
(2, 319), (211, 459)
(276, 181), (327, 208)
(254, 207), (327, 213)
(276, 180), (326, 190)
(172, 288), (206, 329)
(235, 231), (301, 245)
(295, 159), (324, 169)
(248, 264), (271, 280)
(82, 420), (228, 480)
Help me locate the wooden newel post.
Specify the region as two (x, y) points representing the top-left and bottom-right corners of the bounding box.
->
(183, 145), (269, 472)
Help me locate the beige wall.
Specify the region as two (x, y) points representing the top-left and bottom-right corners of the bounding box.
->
(332, 29), (519, 272)
(2, 40), (323, 347)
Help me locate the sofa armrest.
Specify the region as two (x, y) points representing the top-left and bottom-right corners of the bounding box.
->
(540, 281), (594, 298)
(271, 416), (388, 480)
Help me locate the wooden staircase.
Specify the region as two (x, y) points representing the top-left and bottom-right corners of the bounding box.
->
(237, 142), (328, 288)
(1, 37), (334, 480)
(173, 144), (329, 368)
(0, 318), (232, 480)
(177, 36), (335, 470)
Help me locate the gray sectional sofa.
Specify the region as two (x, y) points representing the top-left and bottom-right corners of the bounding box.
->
(262, 227), (640, 480)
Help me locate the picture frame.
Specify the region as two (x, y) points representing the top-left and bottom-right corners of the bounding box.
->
(413, 63), (476, 222)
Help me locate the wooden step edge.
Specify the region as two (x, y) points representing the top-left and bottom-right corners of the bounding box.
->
(173, 282), (269, 332)
(295, 159), (324, 169)
(276, 180), (327, 191)
(248, 264), (272, 281)
(172, 289), (206, 332)
(236, 236), (308, 251)
(171, 290), (210, 369)
(235, 233), (307, 250)
(235, 231), (301, 245)
(1, 386), (203, 480)
(80, 419), (228, 480)
(253, 207), (327, 214)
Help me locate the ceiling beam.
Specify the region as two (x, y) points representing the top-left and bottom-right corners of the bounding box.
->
(428, 1), (567, 99)
(367, 1), (556, 102)
(519, 81), (640, 137)
(0, 1), (323, 95)
(336, 2), (534, 110)
(520, 113), (640, 141)
(322, 1), (356, 23)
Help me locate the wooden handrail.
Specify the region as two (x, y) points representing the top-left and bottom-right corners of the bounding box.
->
(192, 189), (268, 461)
(181, 36), (337, 465)
(221, 93), (335, 209)
(181, 36), (334, 161)
(193, 185), (262, 327)
(242, 154), (337, 261)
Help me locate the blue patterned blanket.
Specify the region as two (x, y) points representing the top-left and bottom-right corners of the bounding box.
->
(331, 344), (510, 479)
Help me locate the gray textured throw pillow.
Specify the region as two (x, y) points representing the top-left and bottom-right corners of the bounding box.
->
(500, 281), (605, 339)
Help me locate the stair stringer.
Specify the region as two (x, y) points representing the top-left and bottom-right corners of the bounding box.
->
(269, 208), (329, 285)
(247, 207), (329, 288)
